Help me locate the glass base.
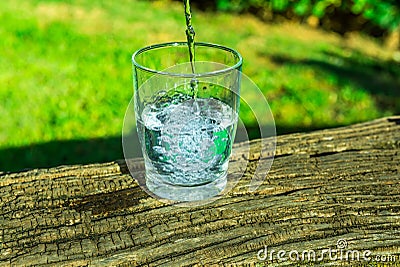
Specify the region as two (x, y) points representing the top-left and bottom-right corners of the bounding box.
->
(146, 173), (227, 202)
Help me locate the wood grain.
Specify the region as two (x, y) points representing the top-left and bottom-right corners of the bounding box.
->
(1, 116), (399, 266)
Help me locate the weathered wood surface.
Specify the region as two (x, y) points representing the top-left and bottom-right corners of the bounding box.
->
(1, 116), (400, 266)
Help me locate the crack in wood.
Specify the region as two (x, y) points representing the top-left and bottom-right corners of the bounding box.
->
(310, 149), (363, 158)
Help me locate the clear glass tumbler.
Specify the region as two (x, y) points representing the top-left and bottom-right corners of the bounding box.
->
(132, 42), (242, 202)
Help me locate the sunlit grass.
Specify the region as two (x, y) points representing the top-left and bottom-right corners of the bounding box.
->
(0, 0), (399, 171)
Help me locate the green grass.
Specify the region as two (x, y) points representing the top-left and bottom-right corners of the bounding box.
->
(0, 0), (399, 172)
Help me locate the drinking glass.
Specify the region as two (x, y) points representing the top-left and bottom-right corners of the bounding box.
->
(132, 42), (242, 202)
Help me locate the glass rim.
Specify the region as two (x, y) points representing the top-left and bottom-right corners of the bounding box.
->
(132, 41), (243, 78)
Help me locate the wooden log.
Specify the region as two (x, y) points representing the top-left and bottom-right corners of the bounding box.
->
(1, 116), (400, 266)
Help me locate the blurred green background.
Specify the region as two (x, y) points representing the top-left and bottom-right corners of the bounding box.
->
(1, 0), (399, 172)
